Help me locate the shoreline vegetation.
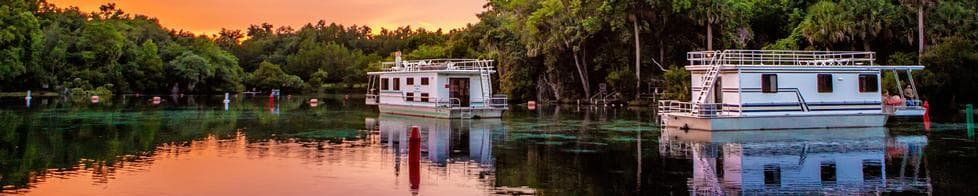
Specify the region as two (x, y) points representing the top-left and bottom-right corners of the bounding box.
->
(1, 0), (976, 110)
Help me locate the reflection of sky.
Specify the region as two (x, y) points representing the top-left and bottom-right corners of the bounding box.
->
(15, 132), (494, 195)
(660, 128), (931, 195)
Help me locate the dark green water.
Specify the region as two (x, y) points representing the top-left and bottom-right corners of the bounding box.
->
(0, 95), (975, 195)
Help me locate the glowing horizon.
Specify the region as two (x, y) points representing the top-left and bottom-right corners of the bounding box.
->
(48, 0), (487, 36)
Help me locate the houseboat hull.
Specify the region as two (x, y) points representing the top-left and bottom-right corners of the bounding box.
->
(378, 104), (504, 119)
(661, 113), (888, 131)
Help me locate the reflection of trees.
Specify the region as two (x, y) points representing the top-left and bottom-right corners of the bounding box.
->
(0, 95), (375, 190)
(492, 105), (688, 195)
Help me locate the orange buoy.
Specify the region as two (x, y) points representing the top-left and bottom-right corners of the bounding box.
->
(91, 95), (100, 104)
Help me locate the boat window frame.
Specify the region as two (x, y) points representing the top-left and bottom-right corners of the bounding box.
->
(761, 74), (778, 93)
(381, 78), (389, 90)
(405, 92), (414, 101)
(420, 93), (429, 102)
(393, 78), (401, 91)
(406, 77), (414, 85)
(858, 74), (878, 93)
(420, 77), (429, 85)
(817, 74), (833, 93)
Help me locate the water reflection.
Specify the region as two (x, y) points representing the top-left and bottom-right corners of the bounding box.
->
(659, 128), (931, 195)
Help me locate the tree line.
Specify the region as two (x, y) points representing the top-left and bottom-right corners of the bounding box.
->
(1, 0), (976, 109)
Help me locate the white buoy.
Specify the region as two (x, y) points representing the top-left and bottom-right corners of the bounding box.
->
(223, 92), (230, 104)
(91, 95), (100, 104)
(25, 90), (32, 100)
(309, 98), (319, 107)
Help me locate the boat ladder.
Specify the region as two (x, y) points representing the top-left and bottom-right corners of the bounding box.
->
(477, 60), (493, 104)
(692, 51), (727, 110)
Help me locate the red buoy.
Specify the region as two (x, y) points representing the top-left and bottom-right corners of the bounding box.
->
(923, 101), (931, 131)
(527, 101), (537, 110)
(91, 96), (100, 104)
(409, 126), (421, 191)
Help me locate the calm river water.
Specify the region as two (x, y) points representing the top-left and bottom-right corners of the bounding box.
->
(1, 95), (975, 195)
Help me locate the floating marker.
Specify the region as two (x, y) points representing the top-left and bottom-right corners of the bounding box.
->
(923, 101), (931, 131)
(223, 92), (231, 104)
(152, 96), (162, 105)
(309, 98), (319, 107)
(528, 101), (537, 110)
(409, 126), (421, 191)
(91, 95), (100, 104)
(25, 90), (32, 100)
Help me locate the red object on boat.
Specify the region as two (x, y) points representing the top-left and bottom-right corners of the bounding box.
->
(923, 101), (931, 131)
(409, 126), (421, 190)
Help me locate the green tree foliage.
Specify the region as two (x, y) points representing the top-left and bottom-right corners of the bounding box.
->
(0, 2), (43, 88)
(247, 61), (303, 91)
(0, 0), (975, 108)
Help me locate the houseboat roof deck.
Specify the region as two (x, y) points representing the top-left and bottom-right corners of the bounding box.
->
(686, 50), (910, 67)
(368, 59), (496, 74)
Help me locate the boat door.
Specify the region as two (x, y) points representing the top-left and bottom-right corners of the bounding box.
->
(449, 78), (470, 107)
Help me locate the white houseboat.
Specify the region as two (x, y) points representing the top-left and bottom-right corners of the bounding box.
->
(658, 50), (924, 130)
(365, 55), (508, 118)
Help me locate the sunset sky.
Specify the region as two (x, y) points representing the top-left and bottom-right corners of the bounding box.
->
(48, 0), (488, 36)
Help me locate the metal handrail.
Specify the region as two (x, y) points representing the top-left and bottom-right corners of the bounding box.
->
(488, 95), (509, 108)
(380, 59), (496, 72)
(688, 50), (876, 66)
(658, 100), (730, 117)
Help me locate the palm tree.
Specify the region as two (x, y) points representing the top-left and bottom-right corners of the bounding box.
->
(900, 0), (936, 61)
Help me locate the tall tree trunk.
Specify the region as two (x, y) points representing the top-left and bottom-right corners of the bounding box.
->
(917, 5), (925, 62)
(706, 11), (713, 51)
(633, 16), (641, 99)
(864, 40), (872, 51)
(572, 50), (591, 99)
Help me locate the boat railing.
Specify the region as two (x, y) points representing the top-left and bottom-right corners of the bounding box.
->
(657, 100), (728, 117)
(488, 95), (509, 108)
(380, 59), (495, 72)
(365, 93), (379, 105)
(687, 50), (876, 66)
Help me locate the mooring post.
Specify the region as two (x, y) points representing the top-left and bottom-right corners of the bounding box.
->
(964, 104), (975, 138)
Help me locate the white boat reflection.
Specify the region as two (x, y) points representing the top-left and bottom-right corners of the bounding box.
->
(367, 114), (501, 167)
(659, 127), (930, 195)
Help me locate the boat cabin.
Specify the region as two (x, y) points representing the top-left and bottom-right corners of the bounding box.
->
(365, 56), (508, 118)
(658, 50), (924, 130)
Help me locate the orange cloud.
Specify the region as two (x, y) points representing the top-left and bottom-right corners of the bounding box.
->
(48, 0), (487, 36)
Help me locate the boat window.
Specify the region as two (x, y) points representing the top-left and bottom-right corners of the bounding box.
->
(820, 161), (837, 183)
(405, 92), (414, 101)
(858, 74), (878, 92)
(407, 78), (414, 85)
(421, 77), (429, 85)
(862, 160), (883, 181)
(381, 78), (389, 90)
(818, 74), (833, 93)
(421, 93), (429, 102)
(393, 78), (401, 91)
(762, 74), (778, 93)
(764, 164), (781, 185)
